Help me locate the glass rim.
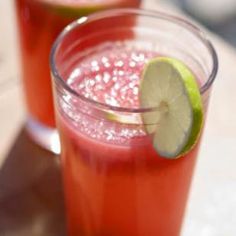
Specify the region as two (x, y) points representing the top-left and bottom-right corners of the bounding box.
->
(50, 8), (218, 113)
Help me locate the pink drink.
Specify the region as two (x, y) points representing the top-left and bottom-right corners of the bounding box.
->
(56, 43), (201, 235)
(51, 9), (217, 236)
(14, 0), (140, 152)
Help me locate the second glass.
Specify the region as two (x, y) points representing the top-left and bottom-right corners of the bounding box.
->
(14, 0), (141, 153)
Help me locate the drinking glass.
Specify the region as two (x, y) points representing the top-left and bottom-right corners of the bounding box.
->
(50, 9), (218, 235)
(14, 0), (141, 153)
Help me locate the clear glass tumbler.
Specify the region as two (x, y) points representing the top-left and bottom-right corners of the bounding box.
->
(14, 0), (141, 153)
(50, 9), (218, 236)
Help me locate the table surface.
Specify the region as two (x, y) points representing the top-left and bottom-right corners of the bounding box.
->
(0, 1), (236, 235)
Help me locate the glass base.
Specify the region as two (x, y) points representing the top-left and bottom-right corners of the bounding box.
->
(26, 117), (61, 154)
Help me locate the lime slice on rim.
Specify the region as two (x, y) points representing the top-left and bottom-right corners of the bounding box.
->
(140, 57), (203, 159)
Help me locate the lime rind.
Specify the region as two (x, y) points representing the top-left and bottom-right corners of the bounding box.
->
(171, 58), (203, 157)
(163, 58), (203, 155)
(140, 57), (203, 159)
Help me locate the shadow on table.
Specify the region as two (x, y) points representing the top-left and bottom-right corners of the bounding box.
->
(0, 127), (66, 236)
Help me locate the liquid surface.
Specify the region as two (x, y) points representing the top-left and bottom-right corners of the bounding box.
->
(68, 43), (157, 108)
(39, 0), (140, 9)
(60, 43), (157, 145)
(40, 0), (121, 6)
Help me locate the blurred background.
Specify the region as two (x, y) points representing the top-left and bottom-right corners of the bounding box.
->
(170, 0), (236, 47)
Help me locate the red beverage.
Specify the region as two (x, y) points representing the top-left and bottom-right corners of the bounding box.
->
(57, 44), (202, 235)
(51, 9), (218, 236)
(14, 0), (140, 150)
